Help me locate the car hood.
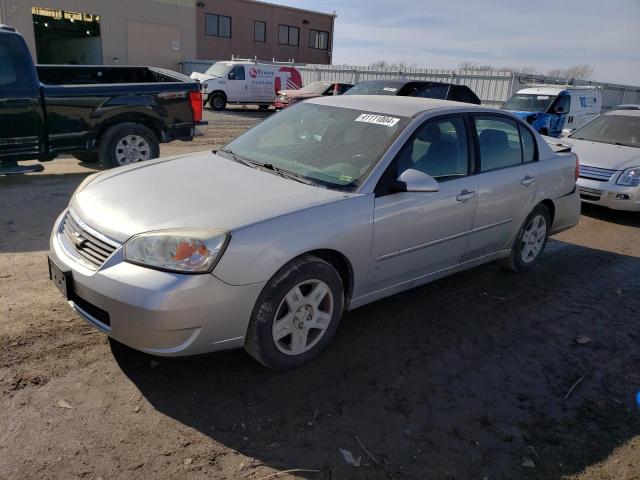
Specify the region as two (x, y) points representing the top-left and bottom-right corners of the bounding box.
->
(564, 138), (640, 170)
(71, 152), (349, 243)
(190, 71), (218, 82)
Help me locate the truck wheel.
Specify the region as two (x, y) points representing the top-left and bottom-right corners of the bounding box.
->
(72, 152), (100, 163)
(504, 204), (551, 273)
(99, 123), (159, 169)
(209, 93), (226, 111)
(244, 255), (344, 370)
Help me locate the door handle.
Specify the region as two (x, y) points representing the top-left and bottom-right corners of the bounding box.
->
(521, 175), (536, 187)
(456, 190), (477, 203)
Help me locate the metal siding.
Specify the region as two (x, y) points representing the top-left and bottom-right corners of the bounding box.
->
(0, 0), (196, 68)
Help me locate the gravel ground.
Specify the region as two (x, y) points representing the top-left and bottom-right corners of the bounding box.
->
(0, 107), (639, 480)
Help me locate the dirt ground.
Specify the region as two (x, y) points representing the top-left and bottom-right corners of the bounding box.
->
(1, 107), (639, 480)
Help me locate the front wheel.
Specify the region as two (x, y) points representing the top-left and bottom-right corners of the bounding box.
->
(504, 204), (551, 272)
(244, 255), (344, 370)
(99, 123), (159, 169)
(209, 93), (227, 111)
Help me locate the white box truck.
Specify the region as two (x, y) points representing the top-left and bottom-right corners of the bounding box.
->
(190, 59), (303, 111)
(502, 85), (602, 137)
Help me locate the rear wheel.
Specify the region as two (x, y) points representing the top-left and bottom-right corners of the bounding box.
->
(99, 123), (159, 169)
(504, 204), (551, 272)
(244, 255), (344, 370)
(209, 93), (227, 111)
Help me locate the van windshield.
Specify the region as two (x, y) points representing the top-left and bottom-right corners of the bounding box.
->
(220, 103), (410, 191)
(503, 94), (557, 113)
(205, 62), (229, 78)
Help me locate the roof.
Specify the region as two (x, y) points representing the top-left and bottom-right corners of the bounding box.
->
(238, 0), (335, 18)
(306, 95), (484, 117)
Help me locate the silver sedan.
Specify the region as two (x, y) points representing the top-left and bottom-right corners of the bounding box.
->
(49, 96), (580, 369)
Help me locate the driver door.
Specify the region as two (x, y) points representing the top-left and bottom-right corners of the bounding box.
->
(226, 65), (248, 102)
(368, 115), (479, 292)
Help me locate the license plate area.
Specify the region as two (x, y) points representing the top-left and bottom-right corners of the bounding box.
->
(48, 256), (71, 299)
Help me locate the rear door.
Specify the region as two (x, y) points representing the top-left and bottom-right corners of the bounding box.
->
(368, 115), (479, 291)
(0, 33), (45, 161)
(465, 114), (540, 260)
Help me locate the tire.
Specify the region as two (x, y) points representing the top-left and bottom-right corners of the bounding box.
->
(209, 93), (227, 111)
(244, 254), (345, 370)
(72, 152), (100, 163)
(504, 204), (551, 272)
(98, 123), (159, 169)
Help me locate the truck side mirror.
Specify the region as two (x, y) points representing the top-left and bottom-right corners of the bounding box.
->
(555, 106), (565, 114)
(228, 72), (236, 80)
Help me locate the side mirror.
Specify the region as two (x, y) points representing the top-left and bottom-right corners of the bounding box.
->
(394, 169), (440, 192)
(228, 72), (236, 80)
(555, 106), (565, 114)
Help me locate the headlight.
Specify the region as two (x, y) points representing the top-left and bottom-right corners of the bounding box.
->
(617, 167), (640, 186)
(124, 229), (229, 273)
(276, 95), (288, 102)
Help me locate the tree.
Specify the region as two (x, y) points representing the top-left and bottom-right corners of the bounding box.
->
(368, 60), (417, 71)
(547, 64), (594, 80)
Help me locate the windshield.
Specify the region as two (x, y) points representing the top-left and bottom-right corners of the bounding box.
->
(222, 103), (410, 191)
(569, 114), (640, 148)
(298, 82), (332, 94)
(205, 62), (229, 78)
(502, 94), (557, 112)
(345, 81), (401, 96)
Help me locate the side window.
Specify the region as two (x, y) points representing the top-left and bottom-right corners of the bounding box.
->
(414, 85), (449, 100)
(0, 40), (19, 88)
(449, 86), (479, 104)
(475, 116), (523, 172)
(520, 125), (537, 163)
(396, 117), (469, 180)
(229, 65), (245, 81)
(337, 84), (352, 95)
(552, 94), (571, 113)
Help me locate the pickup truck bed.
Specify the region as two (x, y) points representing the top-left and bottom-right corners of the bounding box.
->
(0, 24), (205, 173)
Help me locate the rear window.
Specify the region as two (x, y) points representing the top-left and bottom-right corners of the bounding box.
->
(345, 81), (402, 96)
(0, 39), (19, 88)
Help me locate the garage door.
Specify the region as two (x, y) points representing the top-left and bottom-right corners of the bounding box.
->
(126, 21), (182, 71)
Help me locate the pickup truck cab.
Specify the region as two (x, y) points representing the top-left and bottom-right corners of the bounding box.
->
(190, 60), (302, 111)
(0, 24), (205, 173)
(502, 86), (601, 138)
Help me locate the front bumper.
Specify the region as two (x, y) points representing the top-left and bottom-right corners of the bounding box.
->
(576, 178), (640, 212)
(49, 210), (265, 357)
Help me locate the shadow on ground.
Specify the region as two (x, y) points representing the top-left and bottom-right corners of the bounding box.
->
(114, 240), (640, 480)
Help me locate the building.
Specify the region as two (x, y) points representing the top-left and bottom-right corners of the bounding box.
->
(0, 0), (334, 71)
(195, 0), (335, 64)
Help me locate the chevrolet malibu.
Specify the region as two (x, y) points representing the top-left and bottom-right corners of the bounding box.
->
(49, 96), (580, 370)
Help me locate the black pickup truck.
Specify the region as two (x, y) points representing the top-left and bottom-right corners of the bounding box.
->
(0, 24), (205, 174)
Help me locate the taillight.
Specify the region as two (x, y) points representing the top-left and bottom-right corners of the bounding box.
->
(575, 154), (580, 181)
(189, 90), (203, 123)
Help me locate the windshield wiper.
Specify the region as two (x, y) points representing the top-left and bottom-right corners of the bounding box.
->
(261, 163), (317, 186)
(217, 148), (260, 169)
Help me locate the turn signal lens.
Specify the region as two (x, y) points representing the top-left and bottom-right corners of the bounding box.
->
(189, 90), (203, 123)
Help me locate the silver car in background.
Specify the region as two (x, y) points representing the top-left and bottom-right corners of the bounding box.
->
(48, 96), (580, 369)
(570, 109), (640, 211)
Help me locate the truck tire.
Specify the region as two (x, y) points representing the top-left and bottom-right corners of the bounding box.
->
(244, 254), (344, 370)
(72, 152), (100, 163)
(99, 123), (159, 169)
(209, 93), (227, 111)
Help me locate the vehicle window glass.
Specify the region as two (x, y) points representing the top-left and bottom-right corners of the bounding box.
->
(223, 103), (410, 191)
(229, 65), (245, 81)
(413, 85), (449, 100)
(0, 42), (18, 87)
(475, 116), (523, 171)
(396, 117), (468, 180)
(502, 94), (556, 112)
(569, 114), (640, 148)
(449, 86), (478, 104)
(520, 125), (537, 163)
(551, 94), (570, 113)
(336, 84), (352, 95)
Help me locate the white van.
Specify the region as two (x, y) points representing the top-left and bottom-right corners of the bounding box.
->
(502, 85), (602, 137)
(190, 60), (303, 111)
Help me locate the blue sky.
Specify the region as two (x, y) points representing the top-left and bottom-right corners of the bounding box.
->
(279, 0), (640, 85)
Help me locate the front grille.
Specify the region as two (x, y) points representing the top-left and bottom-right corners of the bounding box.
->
(578, 165), (617, 182)
(577, 186), (603, 201)
(62, 213), (119, 269)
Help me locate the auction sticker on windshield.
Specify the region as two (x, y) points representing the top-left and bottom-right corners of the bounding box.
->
(355, 114), (400, 127)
